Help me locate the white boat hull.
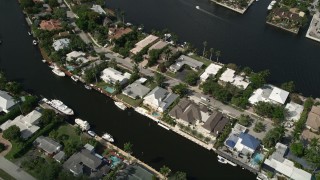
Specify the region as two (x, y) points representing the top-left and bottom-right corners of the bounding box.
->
(114, 101), (127, 110)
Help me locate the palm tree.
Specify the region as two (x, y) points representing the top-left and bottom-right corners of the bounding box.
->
(160, 165), (171, 177)
(164, 49), (172, 61)
(209, 48), (214, 60)
(202, 41), (207, 57)
(120, 11), (125, 24)
(215, 50), (221, 62)
(124, 142), (133, 154)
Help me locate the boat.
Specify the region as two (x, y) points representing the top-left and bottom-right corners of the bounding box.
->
(28, 31), (32, 36)
(45, 98), (74, 115)
(87, 130), (96, 137)
(42, 59), (46, 63)
(71, 76), (78, 82)
(84, 85), (92, 90)
(217, 155), (227, 164)
(102, 133), (114, 142)
(267, 5), (273, 10)
(158, 123), (170, 130)
(75, 118), (90, 131)
(196, 6), (200, 9)
(52, 68), (65, 77)
(126, 22), (132, 26)
(32, 40), (38, 45)
(114, 101), (127, 110)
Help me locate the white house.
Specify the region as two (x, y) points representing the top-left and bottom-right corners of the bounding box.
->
(0, 90), (16, 113)
(285, 102), (303, 121)
(143, 86), (178, 112)
(90, 4), (106, 15)
(219, 68), (250, 89)
(0, 110), (42, 139)
(169, 55), (204, 73)
(249, 84), (289, 105)
(130, 35), (159, 55)
(100, 67), (131, 85)
(52, 38), (70, 51)
(122, 82), (150, 99)
(66, 51), (85, 61)
(200, 63), (223, 82)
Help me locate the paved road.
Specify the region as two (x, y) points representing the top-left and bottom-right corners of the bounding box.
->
(0, 157), (35, 180)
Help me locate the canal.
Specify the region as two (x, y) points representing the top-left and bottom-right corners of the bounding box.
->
(0, 0), (255, 179)
(107, 0), (320, 97)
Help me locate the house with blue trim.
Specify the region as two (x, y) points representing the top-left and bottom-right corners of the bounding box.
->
(226, 132), (260, 155)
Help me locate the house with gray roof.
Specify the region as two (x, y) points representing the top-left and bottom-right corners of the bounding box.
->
(201, 111), (229, 137)
(122, 81), (150, 99)
(52, 38), (70, 51)
(63, 148), (110, 178)
(0, 90), (16, 113)
(169, 98), (210, 125)
(143, 87), (178, 112)
(53, 151), (65, 163)
(34, 136), (62, 155)
(169, 55), (204, 73)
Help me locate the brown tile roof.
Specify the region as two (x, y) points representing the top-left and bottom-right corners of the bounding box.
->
(169, 99), (202, 124)
(202, 111), (229, 136)
(40, 19), (62, 31)
(108, 27), (132, 40)
(306, 106), (320, 131)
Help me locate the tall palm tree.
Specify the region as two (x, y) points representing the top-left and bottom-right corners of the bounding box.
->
(202, 41), (207, 57)
(209, 48), (214, 60)
(120, 11), (125, 24)
(215, 50), (221, 62)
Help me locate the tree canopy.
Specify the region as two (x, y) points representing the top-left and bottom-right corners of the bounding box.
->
(3, 125), (21, 141)
(262, 126), (285, 148)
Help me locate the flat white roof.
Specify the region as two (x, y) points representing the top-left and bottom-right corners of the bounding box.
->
(220, 68), (235, 83)
(269, 87), (289, 104)
(200, 63), (223, 81)
(285, 102), (303, 121)
(130, 35), (159, 55)
(219, 68), (250, 89)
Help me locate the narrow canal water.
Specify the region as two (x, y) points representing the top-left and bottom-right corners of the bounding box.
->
(107, 0), (320, 97)
(0, 0), (256, 179)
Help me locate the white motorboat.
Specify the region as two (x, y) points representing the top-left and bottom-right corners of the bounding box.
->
(102, 133), (114, 142)
(267, 5), (273, 10)
(32, 40), (38, 45)
(217, 155), (227, 164)
(84, 85), (92, 90)
(42, 59), (46, 63)
(196, 6), (200, 9)
(88, 130), (96, 137)
(114, 101), (127, 110)
(46, 99), (74, 115)
(75, 118), (90, 131)
(71, 76), (78, 82)
(28, 31), (32, 36)
(52, 68), (65, 77)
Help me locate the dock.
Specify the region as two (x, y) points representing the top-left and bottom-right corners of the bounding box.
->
(39, 100), (63, 115)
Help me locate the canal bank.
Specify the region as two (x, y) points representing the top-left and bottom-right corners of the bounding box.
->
(0, 0), (256, 179)
(107, 0), (320, 97)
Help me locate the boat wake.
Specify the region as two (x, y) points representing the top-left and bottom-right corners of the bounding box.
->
(197, 7), (229, 23)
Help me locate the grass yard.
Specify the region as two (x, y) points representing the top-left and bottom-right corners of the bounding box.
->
(55, 123), (83, 145)
(116, 94), (143, 107)
(0, 169), (16, 180)
(189, 54), (212, 66)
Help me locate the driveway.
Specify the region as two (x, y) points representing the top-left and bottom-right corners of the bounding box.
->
(0, 133), (12, 156)
(0, 157), (35, 180)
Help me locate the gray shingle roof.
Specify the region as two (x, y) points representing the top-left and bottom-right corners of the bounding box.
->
(202, 111), (229, 136)
(169, 99), (202, 124)
(34, 136), (62, 154)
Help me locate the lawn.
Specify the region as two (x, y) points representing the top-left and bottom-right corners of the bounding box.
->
(55, 123), (83, 145)
(189, 54), (212, 66)
(116, 94), (143, 107)
(165, 71), (176, 78)
(0, 169), (15, 180)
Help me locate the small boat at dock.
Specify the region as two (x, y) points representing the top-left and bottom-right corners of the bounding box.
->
(84, 85), (92, 90)
(52, 68), (65, 77)
(217, 155), (227, 164)
(114, 101), (127, 110)
(32, 40), (38, 45)
(87, 130), (96, 137)
(102, 133), (114, 142)
(42, 59), (46, 63)
(75, 118), (90, 131)
(71, 76), (78, 82)
(28, 31), (32, 36)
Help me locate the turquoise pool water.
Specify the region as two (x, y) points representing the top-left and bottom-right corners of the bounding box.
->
(105, 86), (115, 93)
(251, 153), (264, 166)
(152, 112), (160, 117)
(109, 155), (122, 168)
(66, 65), (75, 71)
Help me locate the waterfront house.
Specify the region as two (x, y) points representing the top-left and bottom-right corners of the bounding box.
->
(52, 38), (70, 51)
(248, 84), (289, 105)
(39, 19), (62, 31)
(0, 90), (16, 113)
(225, 131), (260, 155)
(285, 102), (303, 121)
(90, 4), (106, 15)
(263, 143), (311, 180)
(130, 35), (159, 55)
(66, 51), (88, 64)
(34, 136), (62, 156)
(63, 148), (110, 178)
(100, 67), (131, 85)
(122, 81), (150, 99)
(169, 55), (204, 73)
(201, 111), (229, 137)
(169, 98), (210, 126)
(219, 68), (250, 89)
(148, 40), (168, 52)
(53, 151), (66, 163)
(0, 109), (42, 139)
(108, 27), (133, 42)
(306, 105), (320, 132)
(143, 86), (178, 113)
(200, 63), (223, 82)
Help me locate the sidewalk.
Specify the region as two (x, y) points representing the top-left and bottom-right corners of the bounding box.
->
(0, 157), (35, 180)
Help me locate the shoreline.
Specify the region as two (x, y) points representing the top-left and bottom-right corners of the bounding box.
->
(266, 21), (299, 34)
(305, 13), (320, 43)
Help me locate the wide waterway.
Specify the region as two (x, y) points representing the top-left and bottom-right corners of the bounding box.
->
(0, 0), (256, 179)
(107, 0), (320, 97)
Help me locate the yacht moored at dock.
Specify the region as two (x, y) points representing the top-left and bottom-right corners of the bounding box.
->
(102, 133), (114, 142)
(114, 101), (127, 110)
(71, 75), (78, 82)
(52, 68), (65, 77)
(87, 130), (96, 137)
(75, 118), (90, 131)
(84, 84), (92, 90)
(32, 40), (38, 45)
(42, 98), (74, 115)
(217, 155), (227, 164)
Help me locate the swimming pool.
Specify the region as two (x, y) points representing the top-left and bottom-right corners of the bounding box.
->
(152, 112), (160, 117)
(105, 86), (115, 93)
(66, 65), (75, 71)
(251, 153), (264, 166)
(109, 155), (122, 168)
